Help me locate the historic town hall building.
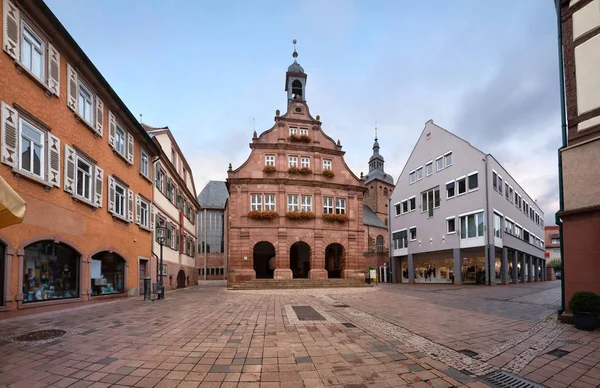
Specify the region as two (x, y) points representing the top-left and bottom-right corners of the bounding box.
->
(226, 42), (366, 286)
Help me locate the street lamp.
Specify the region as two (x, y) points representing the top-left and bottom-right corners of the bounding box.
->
(156, 220), (166, 300)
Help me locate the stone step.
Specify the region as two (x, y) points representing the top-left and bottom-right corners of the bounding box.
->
(230, 278), (368, 290)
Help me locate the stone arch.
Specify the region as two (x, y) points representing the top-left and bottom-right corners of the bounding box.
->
(176, 268), (186, 288)
(90, 250), (127, 296)
(325, 243), (346, 278)
(253, 241), (276, 279)
(290, 241), (311, 278)
(18, 235), (84, 257)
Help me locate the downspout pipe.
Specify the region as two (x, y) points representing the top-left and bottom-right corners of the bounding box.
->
(554, 0), (567, 315)
(388, 197), (394, 282)
(484, 156), (491, 286)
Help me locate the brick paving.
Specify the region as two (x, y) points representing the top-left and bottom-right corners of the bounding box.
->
(0, 281), (598, 388)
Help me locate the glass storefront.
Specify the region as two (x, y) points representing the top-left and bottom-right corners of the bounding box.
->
(462, 256), (485, 284)
(401, 258), (408, 282)
(414, 257), (454, 283)
(23, 241), (79, 303)
(495, 257), (502, 283)
(508, 261), (513, 282)
(90, 252), (125, 296)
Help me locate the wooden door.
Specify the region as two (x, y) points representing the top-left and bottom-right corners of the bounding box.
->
(139, 260), (147, 295)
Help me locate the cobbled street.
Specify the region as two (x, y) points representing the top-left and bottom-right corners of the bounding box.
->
(1, 281), (599, 388)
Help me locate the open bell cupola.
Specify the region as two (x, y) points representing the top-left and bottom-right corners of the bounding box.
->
(285, 39), (307, 103)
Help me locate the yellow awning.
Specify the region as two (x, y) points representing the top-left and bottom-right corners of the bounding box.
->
(0, 175), (26, 229)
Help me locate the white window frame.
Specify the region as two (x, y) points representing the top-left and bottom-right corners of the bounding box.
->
(18, 118), (45, 179)
(75, 155), (93, 201)
(140, 149), (150, 178)
(409, 170), (416, 184)
(515, 223), (523, 239)
(493, 212), (503, 238)
(300, 157), (310, 168)
(288, 156), (298, 168)
(492, 170), (498, 191)
(113, 180), (127, 218)
(139, 197), (150, 229)
(323, 197), (334, 214)
(265, 154), (275, 167)
(416, 166), (423, 181)
(335, 198), (346, 215)
(446, 216), (456, 234)
(251, 194), (262, 211)
(458, 209), (485, 239)
(78, 81), (94, 125)
(323, 159), (332, 171)
(498, 175), (503, 194)
(289, 127), (298, 135)
(467, 171), (478, 192)
(436, 156), (444, 172)
(115, 123), (126, 156)
(299, 128), (309, 136)
(20, 21), (45, 81)
(408, 196), (416, 212)
(287, 194), (299, 212)
(155, 166), (165, 192)
(425, 161), (433, 176)
(301, 195), (312, 212)
(444, 151), (453, 167)
(401, 200), (408, 214)
(456, 176), (467, 196)
(264, 194), (276, 211)
(392, 228), (408, 250)
(446, 180), (455, 199)
(409, 226), (417, 241)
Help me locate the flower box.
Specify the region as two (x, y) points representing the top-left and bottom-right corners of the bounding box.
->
(247, 211), (278, 220)
(285, 211), (316, 220)
(263, 166), (277, 174)
(322, 170), (335, 178)
(322, 213), (348, 223)
(288, 167), (312, 175)
(299, 167), (312, 175)
(289, 134), (311, 143)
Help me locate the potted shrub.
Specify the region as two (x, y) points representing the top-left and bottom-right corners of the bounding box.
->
(569, 291), (600, 330)
(247, 211), (278, 221)
(322, 170), (335, 178)
(263, 166), (277, 174)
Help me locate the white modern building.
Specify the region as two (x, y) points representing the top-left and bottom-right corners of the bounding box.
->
(389, 120), (547, 285)
(144, 124), (199, 289)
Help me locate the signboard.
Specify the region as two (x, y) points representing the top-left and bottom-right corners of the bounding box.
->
(369, 269), (377, 280)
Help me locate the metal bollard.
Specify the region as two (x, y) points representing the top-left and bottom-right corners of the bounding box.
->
(143, 277), (151, 301)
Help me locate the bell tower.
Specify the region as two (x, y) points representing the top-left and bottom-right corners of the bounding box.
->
(285, 39), (307, 103)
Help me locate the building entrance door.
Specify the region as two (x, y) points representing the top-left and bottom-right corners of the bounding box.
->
(177, 270), (186, 288)
(139, 259), (148, 295)
(290, 242), (310, 278)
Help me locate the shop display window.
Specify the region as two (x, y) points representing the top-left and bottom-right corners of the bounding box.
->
(414, 258), (454, 283)
(401, 258), (409, 282)
(23, 241), (79, 303)
(90, 252), (125, 296)
(495, 257), (502, 283)
(461, 256), (485, 284)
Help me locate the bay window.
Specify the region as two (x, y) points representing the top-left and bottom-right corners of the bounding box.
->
(460, 211), (484, 239)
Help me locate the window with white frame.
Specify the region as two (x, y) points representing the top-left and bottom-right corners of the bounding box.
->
(392, 230), (408, 250)
(436, 156), (444, 171)
(409, 227), (417, 241)
(300, 157), (310, 168)
(421, 187), (440, 217)
(155, 165), (165, 193)
(265, 154), (275, 166)
(508, 186), (513, 202)
(426, 161), (433, 176)
(551, 238), (560, 244)
(446, 217), (456, 234)
(493, 212), (502, 238)
(288, 195), (299, 211)
(113, 180), (126, 218)
(323, 197), (334, 214)
(493, 171), (498, 190)
(505, 182), (510, 200)
(323, 159), (332, 170)
(409, 170), (416, 184)
(138, 196), (150, 229)
(446, 181), (455, 199)
(444, 151), (453, 167)
(394, 203), (401, 216)
(264, 194), (276, 211)
(289, 127), (298, 135)
(498, 175), (503, 194)
(523, 229), (530, 243)
(288, 156), (298, 168)
(335, 198), (346, 214)
(515, 224), (522, 238)
(505, 219), (514, 235)
(19, 118), (45, 178)
(78, 82), (94, 125)
(75, 156), (93, 201)
(300, 128), (309, 135)
(301, 195), (312, 212)
(140, 149), (150, 178)
(459, 211), (484, 239)
(401, 200), (408, 214)
(21, 23), (44, 81)
(457, 176), (467, 195)
(251, 194), (262, 211)
(514, 191), (519, 206)
(468, 172), (478, 191)
(416, 166), (423, 181)
(115, 123), (126, 156)
(408, 196), (416, 212)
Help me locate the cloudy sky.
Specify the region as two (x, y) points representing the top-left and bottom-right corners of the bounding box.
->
(45, 0), (561, 225)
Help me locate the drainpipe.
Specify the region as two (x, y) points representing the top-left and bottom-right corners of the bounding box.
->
(554, 0), (567, 315)
(484, 156), (491, 286)
(203, 209), (207, 280)
(388, 197), (394, 282)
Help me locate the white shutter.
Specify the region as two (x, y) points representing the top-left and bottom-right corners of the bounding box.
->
(149, 204), (155, 231)
(127, 189), (134, 222)
(47, 132), (60, 187)
(47, 43), (60, 97)
(108, 111), (116, 148)
(135, 194), (141, 225)
(1, 101), (18, 168)
(93, 165), (103, 208)
(108, 175), (115, 213)
(2, 0), (19, 60)
(126, 132), (134, 164)
(66, 63), (78, 112)
(95, 97), (104, 137)
(63, 143), (76, 193)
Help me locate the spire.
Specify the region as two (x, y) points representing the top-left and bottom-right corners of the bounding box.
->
(366, 128), (394, 184)
(292, 38), (298, 60)
(285, 38), (307, 102)
(372, 123), (380, 155)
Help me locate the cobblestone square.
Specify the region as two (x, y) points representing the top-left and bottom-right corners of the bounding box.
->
(0, 281), (598, 388)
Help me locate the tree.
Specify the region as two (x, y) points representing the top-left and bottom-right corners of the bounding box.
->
(548, 259), (561, 271)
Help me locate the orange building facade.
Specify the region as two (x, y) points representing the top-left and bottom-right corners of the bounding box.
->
(226, 46), (366, 286)
(0, 0), (159, 316)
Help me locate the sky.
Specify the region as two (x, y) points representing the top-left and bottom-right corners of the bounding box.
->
(45, 0), (561, 226)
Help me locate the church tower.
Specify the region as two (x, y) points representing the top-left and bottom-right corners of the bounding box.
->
(285, 39), (307, 103)
(364, 128), (394, 225)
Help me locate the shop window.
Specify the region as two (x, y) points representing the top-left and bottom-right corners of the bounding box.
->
(22, 241), (79, 303)
(90, 252), (125, 296)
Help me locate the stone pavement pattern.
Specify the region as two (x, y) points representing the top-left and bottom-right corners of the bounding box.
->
(0, 281), (598, 388)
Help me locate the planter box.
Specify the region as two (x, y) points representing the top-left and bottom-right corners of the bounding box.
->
(574, 312), (598, 331)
